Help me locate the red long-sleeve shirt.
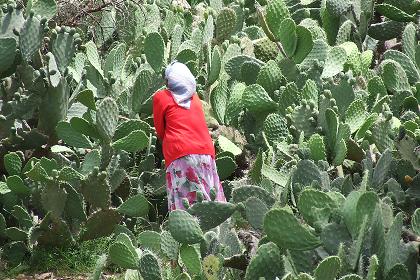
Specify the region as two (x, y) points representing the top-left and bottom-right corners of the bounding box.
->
(152, 89), (215, 168)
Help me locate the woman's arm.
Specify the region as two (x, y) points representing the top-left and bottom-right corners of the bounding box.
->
(153, 94), (165, 141)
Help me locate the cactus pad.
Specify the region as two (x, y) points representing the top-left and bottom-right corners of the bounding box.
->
(79, 209), (121, 241)
(117, 193), (149, 217)
(243, 84), (277, 115)
(96, 97), (119, 142)
(264, 208), (321, 250)
(144, 32), (165, 73)
(169, 210), (203, 244)
(245, 242), (284, 280)
(139, 251), (162, 280)
(187, 201), (236, 231)
(215, 8), (237, 42)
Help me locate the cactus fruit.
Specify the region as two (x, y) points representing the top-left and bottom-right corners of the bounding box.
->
(264, 208), (321, 250)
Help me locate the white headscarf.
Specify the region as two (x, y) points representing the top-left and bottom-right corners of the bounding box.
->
(164, 61), (196, 109)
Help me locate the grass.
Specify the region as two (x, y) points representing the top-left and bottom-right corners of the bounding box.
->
(0, 237), (123, 279)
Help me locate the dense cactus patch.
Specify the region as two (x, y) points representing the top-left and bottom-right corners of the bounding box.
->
(0, 0), (420, 279)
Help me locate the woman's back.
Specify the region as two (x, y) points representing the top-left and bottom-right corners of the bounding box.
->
(153, 89), (215, 167)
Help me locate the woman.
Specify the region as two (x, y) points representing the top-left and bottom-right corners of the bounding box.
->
(153, 61), (226, 211)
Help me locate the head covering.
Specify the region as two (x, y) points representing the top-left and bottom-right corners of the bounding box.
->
(164, 61), (196, 109)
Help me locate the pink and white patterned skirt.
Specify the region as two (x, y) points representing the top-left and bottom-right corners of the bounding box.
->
(165, 154), (227, 211)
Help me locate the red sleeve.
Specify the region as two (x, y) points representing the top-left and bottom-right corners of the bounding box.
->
(153, 93), (166, 141)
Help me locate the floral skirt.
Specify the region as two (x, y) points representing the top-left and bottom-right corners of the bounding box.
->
(165, 154), (226, 211)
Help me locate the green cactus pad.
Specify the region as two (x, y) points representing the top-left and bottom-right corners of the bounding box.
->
(297, 188), (336, 226)
(308, 134), (327, 161)
(314, 256), (341, 280)
(266, 0), (291, 41)
(225, 82), (245, 126)
(232, 185), (275, 206)
(326, 0), (352, 17)
(402, 23), (416, 62)
(203, 254), (221, 280)
(207, 46), (221, 86)
(215, 8), (237, 42)
(217, 135), (242, 156)
(243, 84), (277, 115)
(56, 121), (93, 149)
(264, 208), (321, 250)
(321, 46), (347, 79)
(345, 99), (368, 134)
(81, 169), (111, 210)
(372, 149), (392, 188)
(30, 212), (73, 247)
(293, 25), (313, 64)
(112, 130), (149, 152)
(376, 4), (415, 22)
(160, 230), (179, 260)
(368, 20), (405, 41)
(292, 160), (323, 188)
(109, 241), (139, 269)
(144, 32), (165, 73)
(117, 193), (149, 217)
(169, 210), (203, 244)
(96, 97), (119, 142)
(187, 201), (236, 231)
(0, 37), (17, 75)
(210, 74), (229, 124)
(245, 197), (268, 230)
(383, 50), (420, 85)
(20, 15), (43, 62)
(30, 0), (57, 20)
(240, 60), (261, 85)
(225, 55), (264, 81)
(245, 242), (284, 280)
(180, 244), (202, 275)
(254, 37), (278, 62)
(256, 60), (285, 96)
(366, 255), (379, 280)
(263, 113), (288, 145)
(11, 205), (32, 229)
(4, 152), (22, 176)
(216, 155), (237, 180)
(6, 175), (31, 196)
(138, 251), (162, 280)
(79, 209), (121, 241)
(411, 208), (420, 235)
(41, 182), (67, 218)
(137, 231), (161, 252)
(278, 18), (297, 58)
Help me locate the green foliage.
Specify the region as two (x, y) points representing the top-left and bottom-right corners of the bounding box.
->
(1, 0), (419, 278)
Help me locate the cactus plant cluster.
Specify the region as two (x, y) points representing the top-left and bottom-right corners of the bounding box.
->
(0, 0), (420, 279)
